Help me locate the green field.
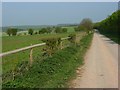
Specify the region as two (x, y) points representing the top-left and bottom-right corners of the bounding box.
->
(2, 27), (75, 52)
(2, 33), (72, 74)
(2, 33), (71, 52)
(2, 27), (76, 75)
(62, 26), (76, 32)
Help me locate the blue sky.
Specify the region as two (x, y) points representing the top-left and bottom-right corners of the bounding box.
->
(2, 2), (118, 26)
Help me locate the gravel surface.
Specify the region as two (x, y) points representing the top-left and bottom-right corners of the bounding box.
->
(70, 32), (118, 88)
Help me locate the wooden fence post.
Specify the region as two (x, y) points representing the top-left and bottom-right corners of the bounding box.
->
(60, 41), (63, 49)
(29, 47), (33, 67)
(12, 70), (15, 80)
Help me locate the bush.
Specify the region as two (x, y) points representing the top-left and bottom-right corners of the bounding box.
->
(62, 28), (67, 33)
(79, 18), (93, 33)
(6, 28), (12, 36)
(54, 27), (62, 33)
(55, 27), (67, 33)
(24, 33), (27, 35)
(6, 28), (18, 36)
(28, 29), (33, 35)
(42, 37), (61, 56)
(74, 26), (86, 32)
(39, 27), (52, 34)
(34, 32), (38, 34)
(68, 33), (76, 44)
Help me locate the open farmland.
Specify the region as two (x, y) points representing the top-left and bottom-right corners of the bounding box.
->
(2, 26), (75, 52)
(2, 33), (71, 52)
(2, 33), (71, 73)
(62, 26), (76, 33)
(1, 2), (119, 89)
(2, 26), (77, 78)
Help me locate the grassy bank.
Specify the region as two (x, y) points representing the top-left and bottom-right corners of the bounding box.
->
(3, 33), (93, 88)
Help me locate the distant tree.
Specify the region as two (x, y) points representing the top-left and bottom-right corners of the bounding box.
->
(39, 30), (42, 34)
(28, 29), (33, 35)
(62, 28), (67, 33)
(53, 26), (55, 28)
(6, 28), (12, 36)
(35, 32), (38, 34)
(93, 22), (100, 29)
(46, 27), (52, 33)
(55, 27), (68, 33)
(79, 18), (93, 33)
(79, 26), (87, 31)
(6, 28), (18, 36)
(55, 27), (62, 33)
(39, 28), (47, 34)
(11, 28), (18, 36)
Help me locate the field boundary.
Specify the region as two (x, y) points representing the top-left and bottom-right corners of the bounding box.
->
(2, 33), (93, 88)
(0, 37), (70, 57)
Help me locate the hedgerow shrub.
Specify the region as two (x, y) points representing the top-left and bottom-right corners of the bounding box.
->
(68, 33), (76, 44)
(42, 37), (61, 56)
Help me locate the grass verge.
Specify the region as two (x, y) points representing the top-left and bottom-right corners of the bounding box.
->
(2, 33), (93, 88)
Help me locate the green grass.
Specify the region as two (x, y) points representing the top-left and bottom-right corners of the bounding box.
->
(2, 27), (75, 77)
(62, 26), (76, 33)
(3, 33), (93, 88)
(2, 33), (72, 74)
(2, 26), (75, 52)
(2, 33), (71, 52)
(2, 46), (45, 74)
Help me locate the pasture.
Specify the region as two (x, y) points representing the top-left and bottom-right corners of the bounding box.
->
(2, 26), (75, 52)
(2, 26), (76, 75)
(2, 33), (71, 74)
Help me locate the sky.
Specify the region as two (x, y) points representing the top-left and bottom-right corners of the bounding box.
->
(1, 0), (120, 2)
(2, 2), (118, 26)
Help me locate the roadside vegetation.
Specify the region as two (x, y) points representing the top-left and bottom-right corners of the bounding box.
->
(2, 18), (94, 88)
(74, 18), (93, 34)
(2, 33), (70, 52)
(2, 26), (77, 80)
(3, 33), (93, 88)
(94, 10), (120, 44)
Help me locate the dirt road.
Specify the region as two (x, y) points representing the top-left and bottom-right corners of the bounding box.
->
(70, 32), (118, 88)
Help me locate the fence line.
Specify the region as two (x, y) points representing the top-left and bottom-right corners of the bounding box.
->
(0, 37), (70, 57)
(0, 43), (46, 57)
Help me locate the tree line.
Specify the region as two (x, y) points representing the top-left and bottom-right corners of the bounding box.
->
(6, 28), (18, 36)
(6, 18), (94, 36)
(94, 10), (120, 34)
(6, 26), (68, 36)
